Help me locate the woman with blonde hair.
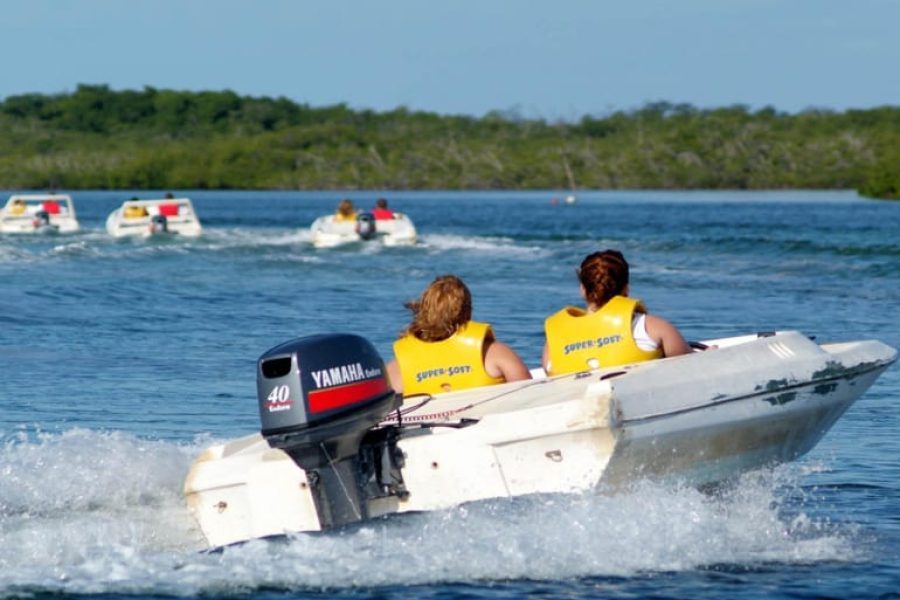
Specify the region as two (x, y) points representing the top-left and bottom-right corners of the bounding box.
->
(386, 275), (531, 396)
(334, 198), (357, 222)
(543, 249), (690, 376)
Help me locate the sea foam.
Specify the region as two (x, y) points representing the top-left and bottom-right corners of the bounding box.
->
(0, 429), (860, 595)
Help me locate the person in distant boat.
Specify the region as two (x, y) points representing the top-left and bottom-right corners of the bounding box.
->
(334, 198), (357, 222)
(386, 275), (532, 396)
(542, 249), (691, 376)
(41, 200), (61, 214)
(124, 197), (148, 219)
(8, 198), (26, 216)
(371, 198), (395, 220)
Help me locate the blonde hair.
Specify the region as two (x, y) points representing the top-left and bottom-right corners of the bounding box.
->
(402, 275), (472, 342)
(578, 249), (630, 308)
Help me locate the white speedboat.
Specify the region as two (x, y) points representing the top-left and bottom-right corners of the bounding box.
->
(0, 194), (80, 234)
(106, 197), (202, 238)
(310, 212), (416, 248)
(184, 330), (896, 549)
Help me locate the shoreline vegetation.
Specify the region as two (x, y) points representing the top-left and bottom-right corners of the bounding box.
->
(1, 84), (897, 199)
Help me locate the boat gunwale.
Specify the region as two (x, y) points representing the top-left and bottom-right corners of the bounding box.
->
(615, 357), (896, 426)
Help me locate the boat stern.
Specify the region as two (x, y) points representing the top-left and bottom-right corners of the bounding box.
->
(183, 433), (321, 548)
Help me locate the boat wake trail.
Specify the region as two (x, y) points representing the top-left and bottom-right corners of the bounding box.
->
(0, 429), (860, 594)
(420, 233), (549, 258)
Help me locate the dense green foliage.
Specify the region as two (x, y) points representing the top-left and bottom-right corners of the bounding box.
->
(0, 84), (898, 197)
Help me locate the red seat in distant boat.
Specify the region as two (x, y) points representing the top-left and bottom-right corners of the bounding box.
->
(159, 203), (179, 217)
(42, 201), (61, 214)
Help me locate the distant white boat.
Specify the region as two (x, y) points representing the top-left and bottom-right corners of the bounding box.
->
(310, 212), (417, 248)
(105, 197), (202, 238)
(0, 194), (80, 234)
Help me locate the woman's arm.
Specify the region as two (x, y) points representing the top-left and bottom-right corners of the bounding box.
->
(385, 359), (403, 393)
(645, 314), (692, 357)
(485, 341), (533, 382)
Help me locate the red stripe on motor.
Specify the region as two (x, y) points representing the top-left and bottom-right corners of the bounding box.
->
(308, 378), (390, 413)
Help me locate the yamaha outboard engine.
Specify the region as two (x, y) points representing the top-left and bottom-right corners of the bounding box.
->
(33, 210), (51, 229)
(355, 212), (377, 240)
(150, 214), (169, 234)
(258, 334), (402, 529)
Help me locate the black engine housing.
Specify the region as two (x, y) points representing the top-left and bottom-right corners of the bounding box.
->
(256, 333), (403, 529)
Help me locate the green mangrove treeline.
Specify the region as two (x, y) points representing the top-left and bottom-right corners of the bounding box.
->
(1, 84), (898, 198)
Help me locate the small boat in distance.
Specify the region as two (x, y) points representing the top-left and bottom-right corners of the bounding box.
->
(183, 329), (896, 549)
(105, 197), (202, 238)
(0, 194), (80, 234)
(310, 211), (417, 248)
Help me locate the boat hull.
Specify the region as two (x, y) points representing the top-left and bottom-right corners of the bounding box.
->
(0, 221), (78, 234)
(602, 365), (886, 487)
(183, 332), (896, 549)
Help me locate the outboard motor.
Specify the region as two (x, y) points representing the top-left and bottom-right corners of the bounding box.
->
(33, 210), (51, 229)
(355, 212), (377, 240)
(150, 214), (169, 234)
(258, 334), (402, 529)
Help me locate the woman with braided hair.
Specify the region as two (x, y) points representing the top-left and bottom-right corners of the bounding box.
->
(542, 249), (690, 376)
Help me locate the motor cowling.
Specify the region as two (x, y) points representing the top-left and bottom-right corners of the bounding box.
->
(355, 212), (377, 240)
(257, 334), (402, 529)
(258, 333), (397, 457)
(150, 214), (169, 233)
(33, 210), (51, 228)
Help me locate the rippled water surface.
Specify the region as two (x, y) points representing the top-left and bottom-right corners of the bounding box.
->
(1, 190), (899, 599)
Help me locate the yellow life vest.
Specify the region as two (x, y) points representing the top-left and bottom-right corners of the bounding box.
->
(124, 206), (148, 219)
(334, 212), (357, 222)
(544, 295), (663, 376)
(393, 321), (504, 396)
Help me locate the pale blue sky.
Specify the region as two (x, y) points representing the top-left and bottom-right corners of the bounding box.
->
(2, 0), (897, 119)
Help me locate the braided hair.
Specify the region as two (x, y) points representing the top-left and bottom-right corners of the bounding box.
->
(577, 249), (630, 309)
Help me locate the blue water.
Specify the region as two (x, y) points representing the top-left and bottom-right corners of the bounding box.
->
(1, 190), (898, 598)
